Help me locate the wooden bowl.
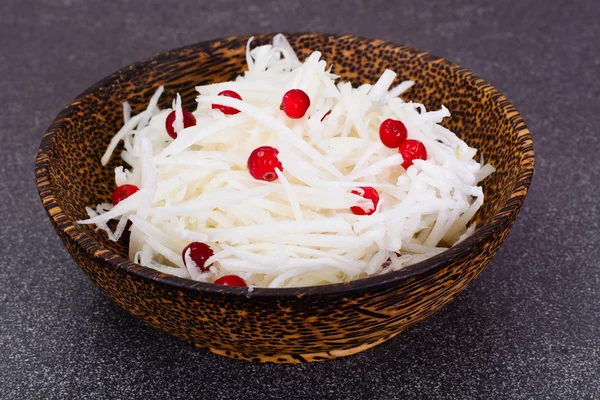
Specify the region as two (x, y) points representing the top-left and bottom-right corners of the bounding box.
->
(35, 33), (534, 363)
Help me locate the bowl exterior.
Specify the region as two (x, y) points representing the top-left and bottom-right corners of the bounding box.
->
(36, 33), (533, 363)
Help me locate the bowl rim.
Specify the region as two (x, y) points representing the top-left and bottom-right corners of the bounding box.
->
(35, 32), (534, 298)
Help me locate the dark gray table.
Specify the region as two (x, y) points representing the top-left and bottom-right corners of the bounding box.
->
(1, 0), (598, 398)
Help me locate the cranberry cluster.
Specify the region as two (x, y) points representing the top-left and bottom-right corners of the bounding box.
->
(111, 88), (428, 285)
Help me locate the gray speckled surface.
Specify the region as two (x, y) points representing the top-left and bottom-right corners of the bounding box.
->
(1, 0), (599, 398)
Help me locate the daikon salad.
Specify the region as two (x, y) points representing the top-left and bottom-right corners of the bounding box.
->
(78, 34), (495, 289)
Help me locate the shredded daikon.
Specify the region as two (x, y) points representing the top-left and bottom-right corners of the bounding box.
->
(79, 34), (495, 288)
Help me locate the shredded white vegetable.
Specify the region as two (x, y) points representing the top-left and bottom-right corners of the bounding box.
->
(79, 34), (495, 288)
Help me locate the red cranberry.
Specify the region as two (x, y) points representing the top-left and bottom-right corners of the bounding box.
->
(350, 186), (380, 216)
(399, 139), (427, 169)
(379, 118), (408, 148)
(212, 90), (242, 115)
(182, 242), (214, 272)
(247, 146), (283, 182)
(280, 89), (311, 119)
(165, 109), (197, 139)
(214, 275), (247, 287)
(112, 184), (139, 206)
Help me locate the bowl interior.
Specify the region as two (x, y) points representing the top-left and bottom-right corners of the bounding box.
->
(41, 33), (530, 281)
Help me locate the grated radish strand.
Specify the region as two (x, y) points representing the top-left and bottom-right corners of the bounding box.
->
(79, 34), (494, 288)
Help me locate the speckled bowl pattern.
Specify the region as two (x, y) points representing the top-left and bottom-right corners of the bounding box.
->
(35, 33), (534, 363)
